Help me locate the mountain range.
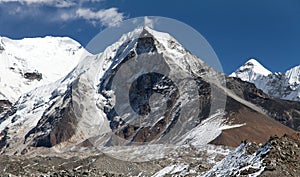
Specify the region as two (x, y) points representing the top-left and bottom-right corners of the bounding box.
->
(230, 58), (300, 102)
(0, 27), (299, 176)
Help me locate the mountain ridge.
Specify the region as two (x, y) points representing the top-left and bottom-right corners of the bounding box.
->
(231, 58), (300, 102)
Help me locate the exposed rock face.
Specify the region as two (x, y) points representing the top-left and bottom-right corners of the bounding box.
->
(260, 134), (300, 176)
(26, 103), (76, 148)
(0, 127), (8, 150)
(0, 44), (4, 52)
(98, 29), (218, 146)
(207, 76), (300, 147)
(0, 100), (12, 115)
(0, 39), (4, 53)
(115, 72), (180, 142)
(24, 86), (77, 148)
(24, 72), (43, 81)
(227, 77), (300, 131)
(136, 29), (157, 54)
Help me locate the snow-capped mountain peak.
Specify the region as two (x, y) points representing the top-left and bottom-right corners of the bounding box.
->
(231, 59), (300, 101)
(230, 58), (271, 79)
(244, 59), (271, 75)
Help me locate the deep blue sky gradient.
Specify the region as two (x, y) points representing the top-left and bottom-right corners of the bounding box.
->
(0, 0), (299, 74)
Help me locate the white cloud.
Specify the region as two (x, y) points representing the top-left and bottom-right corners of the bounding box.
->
(0, 0), (76, 8)
(76, 8), (124, 27)
(0, 0), (126, 28)
(89, 0), (104, 2)
(144, 16), (154, 28)
(59, 12), (74, 21)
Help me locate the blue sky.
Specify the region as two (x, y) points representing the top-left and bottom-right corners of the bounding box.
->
(0, 0), (299, 74)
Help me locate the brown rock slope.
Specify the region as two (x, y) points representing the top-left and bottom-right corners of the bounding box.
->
(211, 105), (296, 147)
(210, 77), (299, 147)
(227, 77), (300, 131)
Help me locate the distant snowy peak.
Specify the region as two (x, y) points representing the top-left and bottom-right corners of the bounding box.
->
(229, 59), (271, 79)
(285, 65), (300, 85)
(244, 59), (272, 75)
(231, 59), (300, 102)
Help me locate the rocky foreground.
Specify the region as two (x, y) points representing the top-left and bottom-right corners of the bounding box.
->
(0, 146), (227, 177)
(260, 133), (300, 177)
(0, 133), (299, 177)
(204, 133), (300, 177)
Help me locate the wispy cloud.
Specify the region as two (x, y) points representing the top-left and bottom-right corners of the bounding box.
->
(144, 16), (154, 28)
(0, 0), (126, 27)
(0, 0), (76, 8)
(76, 8), (124, 27)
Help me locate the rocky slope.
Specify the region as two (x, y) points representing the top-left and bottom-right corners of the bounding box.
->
(204, 133), (300, 177)
(0, 134), (299, 176)
(0, 144), (231, 176)
(225, 77), (300, 131)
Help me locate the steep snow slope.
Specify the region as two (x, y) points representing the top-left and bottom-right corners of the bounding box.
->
(230, 59), (300, 101)
(0, 36), (85, 102)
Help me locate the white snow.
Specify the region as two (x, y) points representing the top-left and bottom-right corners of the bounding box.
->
(285, 65), (300, 85)
(0, 36), (90, 154)
(152, 163), (189, 177)
(203, 142), (272, 177)
(178, 110), (245, 147)
(230, 58), (300, 102)
(0, 36), (86, 102)
(229, 59), (271, 80)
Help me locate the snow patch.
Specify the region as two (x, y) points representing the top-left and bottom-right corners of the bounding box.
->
(203, 142), (271, 177)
